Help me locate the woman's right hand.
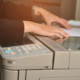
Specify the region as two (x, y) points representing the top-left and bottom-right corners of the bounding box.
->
(23, 21), (69, 38)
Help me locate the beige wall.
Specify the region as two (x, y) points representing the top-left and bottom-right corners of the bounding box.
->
(3, 0), (31, 6)
(3, 0), (77, 21)
(75, 0), (80, 20)
(60, 0), (76, 20)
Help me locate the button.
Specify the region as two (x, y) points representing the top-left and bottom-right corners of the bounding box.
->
(7, 48), (11, 50)
(5, 50), (13, 54)
(20, 52), (23, 54)
(36, 44), (42, 49)
(10, 52), (16, 55)
(68, 49), (71, 51)
(3, 48), (7, 51)
(21, 46), (28, 53)
(26, 45), (32, 50)
(31, 45), (37, 50)
(1, 50), (4, 53)
(5, 51), (10, 54)
(18, 50), (22, 52)
(15, 47), (19, 49)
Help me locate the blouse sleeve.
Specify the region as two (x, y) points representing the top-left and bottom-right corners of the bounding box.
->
(0, 18), (24, 43)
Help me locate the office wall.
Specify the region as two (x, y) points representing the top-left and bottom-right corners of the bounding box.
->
(32, 0), (62, 23)
(32, 0), (76, 22)
(75, 0), (80, 20)
(3, 0), (31, 6)
(60, 0), (76, 20)
(3, 0), (77, 21)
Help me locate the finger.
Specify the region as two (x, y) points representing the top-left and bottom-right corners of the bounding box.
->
(55, 33), (63, 38)
(61, 18), (71, 30)
(55, 39), (62, 43)
(52, 29), (69, 37)
(48, 32), (63, 38)
(57, 39), (63, 44)
(59, 29), (70, 37)
(55, 22), (65, 28)
(52, 19), (71, 30)
(51, 21), (66, 28)
(49, 26), (69, 37)
(46, 32), (62, 38)
(59, 28), (70, 37)
(59, 19), (71, 30)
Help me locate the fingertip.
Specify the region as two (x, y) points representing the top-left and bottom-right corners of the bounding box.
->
(70, 27), (72, 30)
(68, 28), (72, 30)
(58, 35), (63, 39)
(66, 27), (72, 30)
(68, 25), (72, 30)
(66, 34), (70, 37)
(47, 22), (51, 26)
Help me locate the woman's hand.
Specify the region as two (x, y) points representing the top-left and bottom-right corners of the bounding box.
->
(35, 7), (71, 30)
(23, 21), (69, 38)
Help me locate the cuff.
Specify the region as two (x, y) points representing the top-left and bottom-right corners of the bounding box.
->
(0, 19), (24, 43)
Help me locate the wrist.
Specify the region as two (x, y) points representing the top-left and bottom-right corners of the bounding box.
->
(23, 21), (33, 33)
(35, 7), (42, 16)
(35, 7), (48, 17)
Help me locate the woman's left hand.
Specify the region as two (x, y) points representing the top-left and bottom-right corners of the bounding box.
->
(35, 7), (71, 30)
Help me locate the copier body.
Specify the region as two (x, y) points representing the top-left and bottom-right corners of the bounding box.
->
(0, 34), (80, 80)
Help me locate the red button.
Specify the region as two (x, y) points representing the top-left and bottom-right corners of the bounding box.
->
(10, 52), (16, 55)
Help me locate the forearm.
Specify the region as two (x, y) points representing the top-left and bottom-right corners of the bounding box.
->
(23, 21), (34, 33)
(23, 21), (41, 33)
(34, 7), (50, 17)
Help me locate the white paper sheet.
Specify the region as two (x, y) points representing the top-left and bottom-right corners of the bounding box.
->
(60, 28), (80, 37)
(68, 20), (80, 26)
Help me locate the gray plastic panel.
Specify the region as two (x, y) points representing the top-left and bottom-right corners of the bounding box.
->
(19, 70), (26, 80)
(27, 70), (80, 80)
(53, 51), (70, 69)
(40, 77), (80, 80)
(2, 69), (18, 80)
(34, 35), (70, 69)
(1, 53), (53, 70)
(0, 34), (53, 70)
(34, 36), (66, 51)
(69, 51), (80, 69)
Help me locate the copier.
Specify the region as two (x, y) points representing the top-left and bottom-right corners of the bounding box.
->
(0, 33), (80, 80)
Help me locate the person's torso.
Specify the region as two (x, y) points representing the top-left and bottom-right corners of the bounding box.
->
(0, 0), (32, 21)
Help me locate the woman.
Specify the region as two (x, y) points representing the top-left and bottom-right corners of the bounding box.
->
(0, 1), (71, 43)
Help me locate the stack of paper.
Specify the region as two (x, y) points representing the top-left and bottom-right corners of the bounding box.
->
(61, 28), (80, 37)
(68, 20), (80, 26)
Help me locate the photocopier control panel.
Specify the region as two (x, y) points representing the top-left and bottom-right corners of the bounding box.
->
(0, 34), (52, 58)
(0, 34), (53, 70)
(0, 44), (51, 58)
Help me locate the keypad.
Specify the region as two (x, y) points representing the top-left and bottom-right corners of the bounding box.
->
(0, 44), (52, 58)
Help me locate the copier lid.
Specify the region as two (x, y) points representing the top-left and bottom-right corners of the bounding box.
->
(51, 37), (80, 50)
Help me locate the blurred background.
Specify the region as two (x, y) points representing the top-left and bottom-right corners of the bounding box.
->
(3, 0), (80, 23)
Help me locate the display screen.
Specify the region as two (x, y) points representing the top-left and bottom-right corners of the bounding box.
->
(51, 37), (80, 50)
(1, 35), (34, 47)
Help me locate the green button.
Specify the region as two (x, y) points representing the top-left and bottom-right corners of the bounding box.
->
(5, 50), (13, 54)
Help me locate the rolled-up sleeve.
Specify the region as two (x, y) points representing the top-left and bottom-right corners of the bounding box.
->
(0, 18), (24, 43)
